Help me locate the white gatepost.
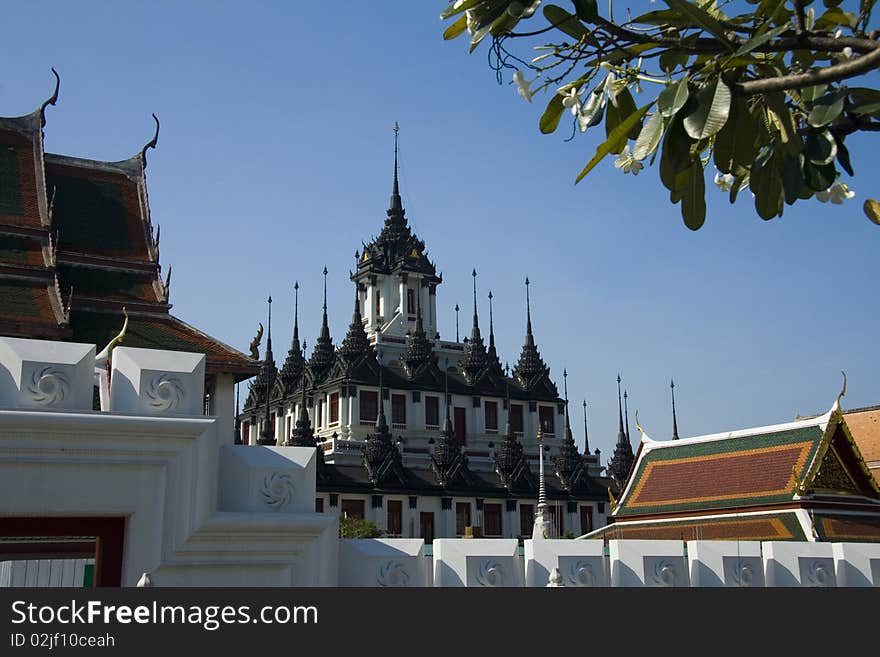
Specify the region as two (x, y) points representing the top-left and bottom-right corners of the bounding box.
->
(831, 542), (880, 587)
(687, 540), (764, 587)
(524, 539), (607, 587)
(339, 538), (429, 587)
(763, 541), (837, 587)
(432, 539), (522, 587)
(609, 539), (689, 587)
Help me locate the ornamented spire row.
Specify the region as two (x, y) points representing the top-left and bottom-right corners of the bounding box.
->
(554, 369), (584, 491)
(338, 282), (372, 361)
(258, 296), (278, 445)
(494, 377), (529, 490)
(459, 269), (489, 383)
(608, 374), (636, 491)
(513, 277), (550, 388)
(278, 281), (305, 394)
(308, 267), (335, 380)
(401, 284), (434, 377)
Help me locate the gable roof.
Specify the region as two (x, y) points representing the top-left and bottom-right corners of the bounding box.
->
(614, 401), (880, 519)
(844, 405), (880, 473)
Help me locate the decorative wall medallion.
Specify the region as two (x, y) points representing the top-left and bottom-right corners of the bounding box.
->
(259, 472), (295, 510)
(729, 559), (756, 587)
(145, 374), (186, 411)
(475, 560), (504, 587)
(26, 367), (69, 406)
(650, 559), (678, 587)
(377, 560), (410, 587)
(568, 560), (596, 587)
(800, 558), (835, 587)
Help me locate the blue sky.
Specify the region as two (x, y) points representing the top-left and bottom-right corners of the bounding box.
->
(2, 1), (877, 461)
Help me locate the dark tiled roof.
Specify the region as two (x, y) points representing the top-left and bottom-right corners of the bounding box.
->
(616, 424), (824, 517)
(0, 128), (44, 229)
(0, 280), (66, 337)
(587, 512), (808, 541)
(58, 265), (159, 304)
(70, 310), (257, 377)
(46, 158), (151, 263)
(812, 512), (880, 542)
(0, 233), (45, 267)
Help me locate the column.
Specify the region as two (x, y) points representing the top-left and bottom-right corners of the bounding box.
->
(213, 373), (235, 446)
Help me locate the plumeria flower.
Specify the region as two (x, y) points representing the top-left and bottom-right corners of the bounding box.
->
(512, 70), (534, 103)
(465, 9), (478, 35)
(714, 172), (735, 192)
(560, 87), (582, 115)
(842, 46), (853, 58)
(816, 182), (855, 204)
(614, 148), (643, 175)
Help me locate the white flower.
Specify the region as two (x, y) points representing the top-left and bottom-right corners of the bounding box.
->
(714, 172), (735, 192)
(512, 70), (534, 102)
(614, 148), (643, 175)
(817, 182), (855, 204)
(465, 9), (478, 35)
(834, 29), (843, 39)
(560, 87), (581, 115)
(842, 46), (853, 59)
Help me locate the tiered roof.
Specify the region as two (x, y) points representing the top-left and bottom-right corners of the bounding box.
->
(0, 74), (257, 379)
(587, 397), (880, 542)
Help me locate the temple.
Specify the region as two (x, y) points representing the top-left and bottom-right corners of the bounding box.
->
(239, 127), (615, 540)
(0, 72), (258, 420)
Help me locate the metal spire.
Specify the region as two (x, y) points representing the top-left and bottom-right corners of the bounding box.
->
(471, 269), (479, 330)
(488, 290), (496, 351)
(525, 277), (533, 342)
(454, 304), (460, 342)
(389, 121), (402, 214)
(624, 389), (631, 445)
(582, 399), (590, 454)
(617, 374), (625, 440)
(259, 296), (276, 445)
(671, 379), (680, 440)
(322, 266), (328, 317)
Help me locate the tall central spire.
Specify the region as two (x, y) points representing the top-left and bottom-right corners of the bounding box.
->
(617, 375), (625, 443)
(308, 266), (335, 379)
(460, 269), (488, 382)
(514, 276), (550, 389)
(389, 121), (403, 216)
(582, 399), (590, 454)
(279, 281), (306, 393)
(608, 374), (636, 490)
(258, 295), (277, 445)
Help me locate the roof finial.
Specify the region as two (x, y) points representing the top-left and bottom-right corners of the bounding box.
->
(624, 389), (631, 444)
(617, 374), (625, 439)
(454, 303), (460, 342)
(525, 277), (533, 339)
(322, 266), (328, 314)
(259, 295), (276, 446)
(671, 379), (680, 440)
(471, 269), (479, 329)
(389, 121), (403, 214)
(488, 290), (496, 350)
(563, 368), (569, 403)
(582, 399), (590, 454)
(39, 68), (60, 127)
(140, 113), (160, 167)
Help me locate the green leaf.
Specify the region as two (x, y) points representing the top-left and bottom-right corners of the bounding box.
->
(807, 91), (845, 127)
(683, 78), (732, 140)
(781, 153), (803, 205)
(443, 14), (469, 40)
(544, 5), (595, 42)
(571, 0), (599, 22)
(440, 0), (481, 20)
(576, 104), (653, 182)
(658, 79), (690, 118)
(805, 130), (837, 165)
(660, 115), (693, 192)
(663, 0), (735, 50)
(612, 88), (642, 140)
(540, 93), (566, 134)
(751, 151), (784, 220)
(681, 160), (706, 230)
(659, 49), (689, 73)
(864, 199), (880, 225)
(713, 96), (756, 174)
(803, 159), (836, 191)
(814, 7), (859, 29)
(633, 111), (664, 161)
(730, 23), (789, 58)
(836, 139), (854, 176)
(801, 84), (828, 104)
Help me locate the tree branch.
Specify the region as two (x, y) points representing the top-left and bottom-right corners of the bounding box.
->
(736, 44), (880, 95)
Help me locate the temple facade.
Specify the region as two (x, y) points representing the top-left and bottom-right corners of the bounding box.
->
(239, 134), (616, 540)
